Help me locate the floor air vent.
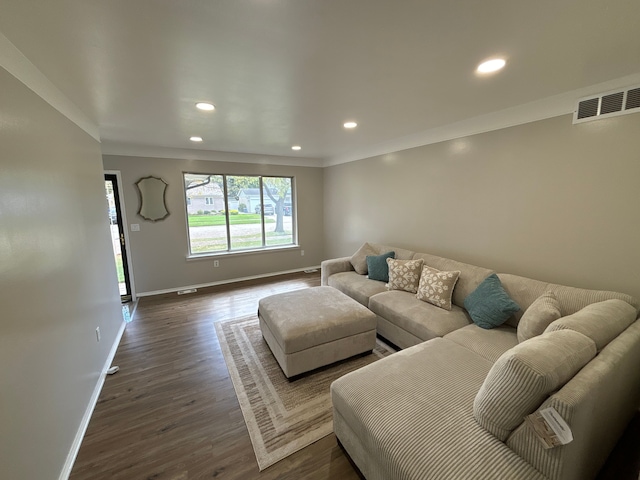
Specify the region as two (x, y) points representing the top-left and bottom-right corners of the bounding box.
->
(573, 84), (640, 124)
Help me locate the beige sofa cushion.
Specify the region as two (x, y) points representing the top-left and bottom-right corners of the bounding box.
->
(444, 324), (518, 363)
(369, 290), (471, 341)
(545, 299), (637, 352)
(474, 330), (596, 441)
(327, 271), (388, 306)
(498, 272), (640, 327)
(371, 242), (415, 260)
(386, 258), (423, 293)
(517, 291), (562, 343)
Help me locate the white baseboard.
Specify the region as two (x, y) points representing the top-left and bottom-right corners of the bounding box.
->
(136, 266), (321, 297)
(58, 318), (127, 480)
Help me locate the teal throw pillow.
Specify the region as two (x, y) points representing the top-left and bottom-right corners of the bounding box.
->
(366, 251), (396, 282)
(464, 274), (520, 329)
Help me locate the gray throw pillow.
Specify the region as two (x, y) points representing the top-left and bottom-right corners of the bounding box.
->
(517, 291), (562, 343)
(350, 242), (377, 275)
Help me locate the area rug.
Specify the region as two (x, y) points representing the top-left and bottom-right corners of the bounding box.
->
(214, 315), (395, 470)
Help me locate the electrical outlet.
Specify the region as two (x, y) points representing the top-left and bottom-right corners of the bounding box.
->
(214, 260), (220, 267)
(301, 250), (305, 256)
(96, 327), (101, 342)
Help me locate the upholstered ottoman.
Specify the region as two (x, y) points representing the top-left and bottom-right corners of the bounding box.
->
(258, 286), (377, 378)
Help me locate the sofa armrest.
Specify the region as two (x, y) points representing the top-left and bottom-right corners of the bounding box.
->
(321, 256), (354, 285)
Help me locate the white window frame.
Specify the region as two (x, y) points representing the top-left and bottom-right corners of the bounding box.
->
(183, 173), (297, 257)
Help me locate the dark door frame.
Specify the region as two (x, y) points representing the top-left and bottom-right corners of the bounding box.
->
(105, 172), (134, 303)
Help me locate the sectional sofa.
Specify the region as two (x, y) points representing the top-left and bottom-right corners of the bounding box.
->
(322, 242), (640, 480)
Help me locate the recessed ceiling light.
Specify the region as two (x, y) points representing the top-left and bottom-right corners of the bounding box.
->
(291, 145), (302, 151)
(195, 102), (215, 111)
(343, 121), (358, 129)
(476, 58), (506, 74)
(190, 136), (203, 142)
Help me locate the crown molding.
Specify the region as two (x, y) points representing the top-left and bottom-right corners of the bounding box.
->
(323, 71), (640, 167)
(101, 141), (325, 168)
(0, 32), (100, 142)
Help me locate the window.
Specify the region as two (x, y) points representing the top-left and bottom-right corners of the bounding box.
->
(183, 173), (295, 255)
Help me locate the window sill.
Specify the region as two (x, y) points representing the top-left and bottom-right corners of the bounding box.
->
(186, 244), (300, 261)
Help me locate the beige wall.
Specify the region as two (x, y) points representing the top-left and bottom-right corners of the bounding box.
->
(324, 113), (640, 301)
(0, 69), (124, 478)
(102, 154), (324, 294)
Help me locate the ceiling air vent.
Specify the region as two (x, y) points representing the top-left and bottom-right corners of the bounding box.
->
(625, 87), (640, 110)
(576, 98), (599, 120)
(600, 92), (624, 115)
(573, 84), (640, 124)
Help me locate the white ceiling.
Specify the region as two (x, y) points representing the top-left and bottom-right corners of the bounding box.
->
(1, 0), (640, 164)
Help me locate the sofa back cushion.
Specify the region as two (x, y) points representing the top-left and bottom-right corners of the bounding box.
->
(545, 299), (637, 352)
(350, 242), (415, 275)
(370, 242), (415, 260)
(412, 252), (494, 308)
(498, 273), (639, 328)
(498, 274), (552, 327)
(473, 330), (596, 441)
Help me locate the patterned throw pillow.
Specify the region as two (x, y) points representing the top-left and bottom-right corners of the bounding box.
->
(386, 258), (424, 293)
(416, 265), (461, 311)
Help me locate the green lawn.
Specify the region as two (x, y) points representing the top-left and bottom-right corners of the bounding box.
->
(115, 254), (125, 283)
(188, 214), (275, 227)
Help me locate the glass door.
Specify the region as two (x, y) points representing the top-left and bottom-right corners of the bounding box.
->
(105, 174), (132, 302)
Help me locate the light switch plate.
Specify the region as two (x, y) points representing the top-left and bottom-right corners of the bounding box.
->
(130, 224), (140, 231)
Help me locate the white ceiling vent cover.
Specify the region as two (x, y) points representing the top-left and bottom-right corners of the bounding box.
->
(574, 85), (640, 124)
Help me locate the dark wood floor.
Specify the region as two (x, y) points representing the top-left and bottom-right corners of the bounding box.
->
(71, 271), (362, 480)
(71, 271), (640, 479)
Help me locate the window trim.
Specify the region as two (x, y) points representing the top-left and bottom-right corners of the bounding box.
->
(186, 243), (301, 261)
(259, 177), (267, 245)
